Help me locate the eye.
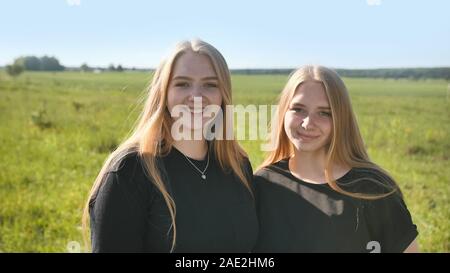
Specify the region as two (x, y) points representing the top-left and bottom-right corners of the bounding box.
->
(318, 111), (332, 117)
(174, 82), (190, 88)
(204, 82), (218, 88)
(291, 107), (306, 114)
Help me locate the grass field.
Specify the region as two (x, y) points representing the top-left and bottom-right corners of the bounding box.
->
(0, 71), (448, 252)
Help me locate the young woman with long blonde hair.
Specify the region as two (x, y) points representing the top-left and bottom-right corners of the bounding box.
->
(253, 65), (418, 253)
(82, 39), (257, 252)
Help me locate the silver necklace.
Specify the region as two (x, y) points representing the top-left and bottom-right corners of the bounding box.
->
(182, 150), (209, 180)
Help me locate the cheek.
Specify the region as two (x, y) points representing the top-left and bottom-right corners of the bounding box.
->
(283, 114), (296, 136)
(207, 90), (223, 106)
(166, 88), (181, 111)
(321, 119), (333, 138)
(284, 113), (299, 129)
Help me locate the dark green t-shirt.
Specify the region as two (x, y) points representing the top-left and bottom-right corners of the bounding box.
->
(253, 159), (418, 253)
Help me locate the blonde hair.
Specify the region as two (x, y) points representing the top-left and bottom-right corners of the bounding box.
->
(260, 65), (399, 199)
(82, 39), (252, 252)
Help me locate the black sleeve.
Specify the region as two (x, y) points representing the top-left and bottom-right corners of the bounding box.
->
(90, 171), (147, 252)
(364, 192), (418, 253)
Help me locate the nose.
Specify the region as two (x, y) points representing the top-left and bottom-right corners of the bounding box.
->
(187, 88), (204, 110)
(191, 84), (203, 97)
(187, 85), (204, 103)
(301, 116), (313, 130)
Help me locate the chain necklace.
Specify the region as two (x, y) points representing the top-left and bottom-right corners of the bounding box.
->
(182, 150), (210, 180)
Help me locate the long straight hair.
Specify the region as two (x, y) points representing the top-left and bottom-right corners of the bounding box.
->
(82, 39), (251, 252)
(260, 65), (399, 199)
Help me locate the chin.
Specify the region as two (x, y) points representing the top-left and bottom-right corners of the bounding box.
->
(292, 140), (326, 153)
(184, 119), (212, 131)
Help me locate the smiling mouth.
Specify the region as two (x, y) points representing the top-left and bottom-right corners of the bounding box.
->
(297, 132), (320, 141)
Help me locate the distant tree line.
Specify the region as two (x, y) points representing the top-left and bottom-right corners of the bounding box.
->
(231, 68), (450, 79)
(79, 63), (125, 72)
(4, 56), (130, 77)
(3, 55), (449, 79)
(335, 68), (450, 80)
(13, 56), (64, 71)
(231, 69), (293, 75)
(5, 56), (64, 77)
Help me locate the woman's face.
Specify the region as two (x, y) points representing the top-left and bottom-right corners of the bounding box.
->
(167, 51), (223, 132)
(284, 81), (333, 154)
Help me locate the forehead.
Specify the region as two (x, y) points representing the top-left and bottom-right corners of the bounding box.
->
(171, 51), (217, 78)
(290, 81), (329, 106)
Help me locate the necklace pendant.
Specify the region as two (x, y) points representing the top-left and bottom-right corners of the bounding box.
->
(201, 174), (206, 180)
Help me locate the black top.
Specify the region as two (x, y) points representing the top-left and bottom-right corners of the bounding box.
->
(253, 159), (418, 253)
(89, 147), (258, 253)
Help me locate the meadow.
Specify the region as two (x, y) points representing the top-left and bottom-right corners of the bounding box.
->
(0, 71), (448, 252)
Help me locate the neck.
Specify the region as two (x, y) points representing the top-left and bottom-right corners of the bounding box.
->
(289, 149), (350, 184)
(172, 139), (208, 160)
(289, 149), (328, 184)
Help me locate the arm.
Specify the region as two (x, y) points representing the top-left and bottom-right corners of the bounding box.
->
(404, 239), (420, 253)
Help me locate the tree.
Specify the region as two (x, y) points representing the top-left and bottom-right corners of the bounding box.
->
(116, 65), (123, 72)
(80, 63), (91, 72)
(40, 56), (64, 71)
(6, 63), (24, 77)
(14, 56), (40, 70)
(108, 64), (116, 71)
(12, 56), (64, 71)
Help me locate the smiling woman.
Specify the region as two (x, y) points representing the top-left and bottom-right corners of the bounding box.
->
(253, 65), (419, 253)
(82, 39), (258, 253)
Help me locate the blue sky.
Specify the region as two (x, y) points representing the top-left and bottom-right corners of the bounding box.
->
(1, 0), (449, 69)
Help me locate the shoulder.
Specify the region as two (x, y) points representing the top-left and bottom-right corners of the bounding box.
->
(255, 159), (288, 175)
(109, 151), (144, 175)
(346, 167), (391, 181)
(92, 151), (157, 205)
(254, 159), (290, 181)
(339, 167), (399, 196)
(253, 160), (296, 192)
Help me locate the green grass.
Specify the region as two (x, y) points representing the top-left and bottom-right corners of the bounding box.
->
(0, 71), (448, 252)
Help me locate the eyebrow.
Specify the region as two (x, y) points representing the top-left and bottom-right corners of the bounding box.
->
(172, 76), (218, 81)
(290, 102), (331, 110)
